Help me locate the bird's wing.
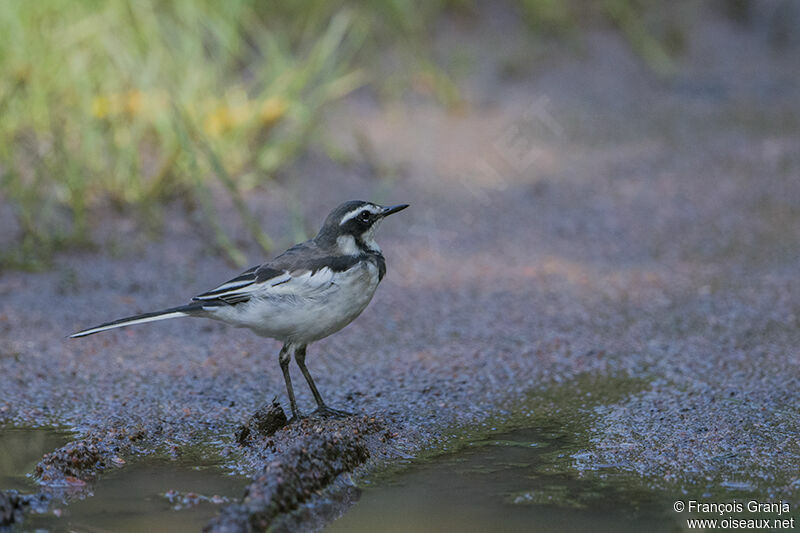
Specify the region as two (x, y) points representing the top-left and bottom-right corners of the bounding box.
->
(192, 241), (360, 306)
(192, 263), (287, 305)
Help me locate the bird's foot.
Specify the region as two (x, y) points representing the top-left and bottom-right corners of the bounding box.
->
(287, 413), (307, 424)
(312, 405), (353, 418)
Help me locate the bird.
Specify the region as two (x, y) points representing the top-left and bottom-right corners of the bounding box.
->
(70, 200), (409, 421)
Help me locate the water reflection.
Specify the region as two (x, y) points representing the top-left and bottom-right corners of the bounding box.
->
(327, 426), (680, 533)
(0, 428), (248, 532)
(0, 427), (70, 491)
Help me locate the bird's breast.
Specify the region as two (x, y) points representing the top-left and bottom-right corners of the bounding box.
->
(329, 259), (381, 313)
(291, 259), (381, 342)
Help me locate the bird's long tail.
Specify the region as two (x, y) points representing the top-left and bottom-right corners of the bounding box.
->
(69, 302), (206, 338)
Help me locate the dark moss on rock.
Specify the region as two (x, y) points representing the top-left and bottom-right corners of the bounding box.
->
(35, 426), (149, 485)
(235, 399), (288, 446)
(205, 417), (376, 532)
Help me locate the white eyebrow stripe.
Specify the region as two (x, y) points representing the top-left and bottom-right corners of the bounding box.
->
(339, 204), (382, 225)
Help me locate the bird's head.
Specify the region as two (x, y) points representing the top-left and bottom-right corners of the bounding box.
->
(316, 200), (409, 254)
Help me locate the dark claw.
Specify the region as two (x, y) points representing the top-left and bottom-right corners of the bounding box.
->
(312, 406), (353, 418)
(287, 414), (307, 424)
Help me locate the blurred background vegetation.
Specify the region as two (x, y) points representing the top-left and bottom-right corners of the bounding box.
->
(0, 0), (719, 269)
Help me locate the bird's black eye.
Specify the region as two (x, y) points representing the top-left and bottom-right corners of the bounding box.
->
(359, 211), (371, 223)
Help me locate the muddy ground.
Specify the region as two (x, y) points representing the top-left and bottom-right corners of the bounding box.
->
(1, 6), (799, 531)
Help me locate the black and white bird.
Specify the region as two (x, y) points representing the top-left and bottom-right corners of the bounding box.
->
(70, 200), (409, 420)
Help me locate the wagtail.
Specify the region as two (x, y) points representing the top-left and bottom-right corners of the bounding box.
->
(71, 200), (409, 420)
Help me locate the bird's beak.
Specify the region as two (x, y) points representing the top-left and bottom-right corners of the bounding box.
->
(381, 204), (409, 217)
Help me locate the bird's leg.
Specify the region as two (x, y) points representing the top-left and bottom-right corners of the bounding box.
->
(294, 345), (352, 418)
(279, 343), (302, 422)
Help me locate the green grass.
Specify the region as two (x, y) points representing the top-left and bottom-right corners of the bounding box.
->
(0, 1), (372, 267)
(0, 0), (687, 269)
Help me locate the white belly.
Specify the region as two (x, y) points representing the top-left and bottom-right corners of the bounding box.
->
(208, 261), (381, 344)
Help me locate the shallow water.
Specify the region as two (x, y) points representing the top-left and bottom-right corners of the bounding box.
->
(27, 459), (248, 532)
(0, 427), (71, 492)
(327, 425), (681, 533)
(1, 428), (249, 532)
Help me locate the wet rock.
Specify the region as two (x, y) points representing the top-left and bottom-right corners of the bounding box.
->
(235, 399), (288, 445)
(0, 490), (25, 527)
(35, 440), (106, 484)
(34, 427), (146, 485)
(164, 489), (231, 510)
(205, 421), (371, 532)
(0, 490), (47, 528)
